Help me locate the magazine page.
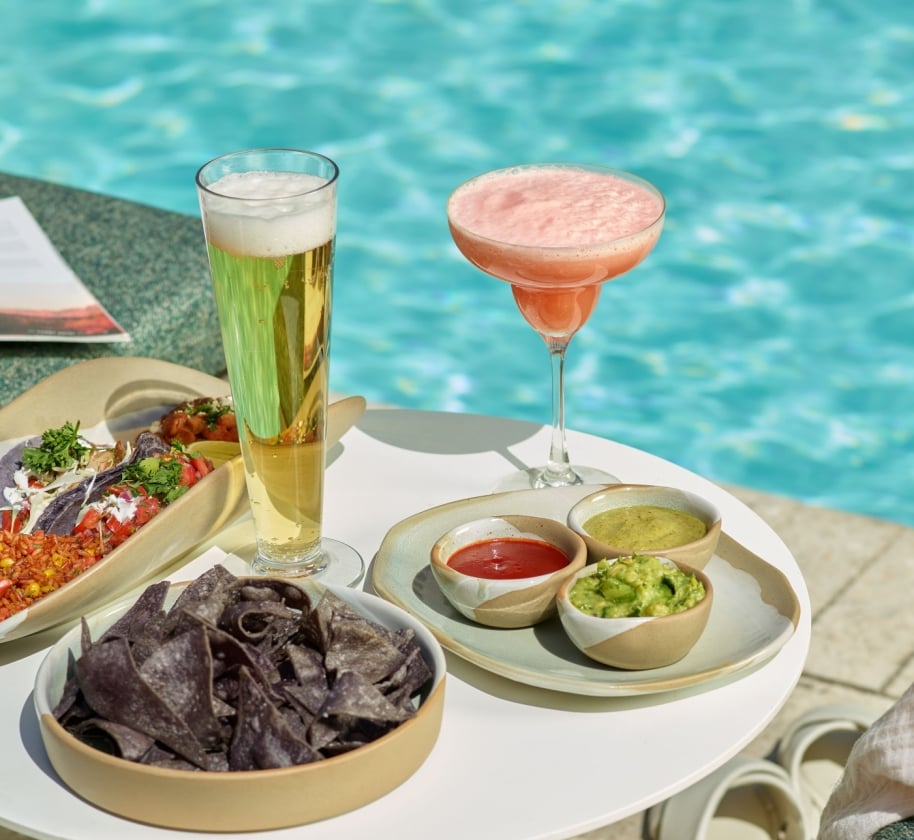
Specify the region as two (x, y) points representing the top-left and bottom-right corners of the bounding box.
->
(0, 195), (129, 342)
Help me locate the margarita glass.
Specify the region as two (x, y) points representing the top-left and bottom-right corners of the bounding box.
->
(447, 163), (665, 490)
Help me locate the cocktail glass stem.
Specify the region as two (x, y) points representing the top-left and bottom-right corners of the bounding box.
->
(537, 338), (582, 488)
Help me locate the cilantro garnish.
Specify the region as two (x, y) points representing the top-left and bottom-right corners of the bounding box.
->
(122, 456), (189, 504)
(187, 399), (233, 429)
(21, 422), (90, 475)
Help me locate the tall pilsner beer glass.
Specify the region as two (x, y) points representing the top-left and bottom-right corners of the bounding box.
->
(196, 148), (362, 585)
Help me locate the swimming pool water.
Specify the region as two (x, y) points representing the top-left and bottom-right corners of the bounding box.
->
(3, 0), (914, 526)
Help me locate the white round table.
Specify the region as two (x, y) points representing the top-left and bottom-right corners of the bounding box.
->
(0, 408), (810, 840)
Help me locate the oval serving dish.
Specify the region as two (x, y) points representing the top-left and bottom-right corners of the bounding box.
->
(0, 358), (247, 643)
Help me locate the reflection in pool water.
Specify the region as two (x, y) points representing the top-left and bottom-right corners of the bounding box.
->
(3, 0), (913, 525)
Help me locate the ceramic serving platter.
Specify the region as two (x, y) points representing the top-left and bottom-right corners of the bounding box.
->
(0, 357), (248, 643)
(370, 485), (802, 697)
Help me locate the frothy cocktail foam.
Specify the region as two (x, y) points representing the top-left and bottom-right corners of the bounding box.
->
(202, 171), (335, 257)
(448, 167), (663, 248)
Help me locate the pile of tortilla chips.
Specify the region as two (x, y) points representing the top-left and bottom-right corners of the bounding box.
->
(53, 565), (433, 772)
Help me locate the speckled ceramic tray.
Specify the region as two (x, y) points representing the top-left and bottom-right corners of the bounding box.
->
(370, 485), (801, 697)
(0, 357), (248, 642)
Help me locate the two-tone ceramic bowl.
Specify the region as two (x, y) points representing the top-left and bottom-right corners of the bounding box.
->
(430, 515), (587, 629)
(556, 554), (713, 669)
(567, 484), (722, 569)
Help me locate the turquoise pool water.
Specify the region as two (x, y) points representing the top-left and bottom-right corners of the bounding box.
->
(3, 0), (914, 526)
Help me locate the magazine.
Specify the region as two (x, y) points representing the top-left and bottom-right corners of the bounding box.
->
(0, 196), (129, 342)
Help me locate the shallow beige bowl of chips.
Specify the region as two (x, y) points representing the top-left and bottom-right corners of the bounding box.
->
(33, 570), (446, 832)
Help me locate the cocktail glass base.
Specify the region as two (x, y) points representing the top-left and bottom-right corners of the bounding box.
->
(492, 464), (620, 494)
(242, 538), (365, 587)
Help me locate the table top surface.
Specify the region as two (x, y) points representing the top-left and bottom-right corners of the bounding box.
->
(0, 403), (811, 840)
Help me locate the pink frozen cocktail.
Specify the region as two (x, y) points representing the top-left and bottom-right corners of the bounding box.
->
(447, 164), (665, 489)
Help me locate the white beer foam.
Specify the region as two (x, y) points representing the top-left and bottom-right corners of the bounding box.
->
(202, 171), (335, 257)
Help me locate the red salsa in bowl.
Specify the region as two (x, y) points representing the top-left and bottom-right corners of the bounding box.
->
(430, 515), (587, 629)
(447, 537), (570, 579)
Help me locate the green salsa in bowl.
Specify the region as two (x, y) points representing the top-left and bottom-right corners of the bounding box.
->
(567, 484), (722, 570)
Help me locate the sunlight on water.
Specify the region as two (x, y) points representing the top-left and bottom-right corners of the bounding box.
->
(3, 0), (914, 525)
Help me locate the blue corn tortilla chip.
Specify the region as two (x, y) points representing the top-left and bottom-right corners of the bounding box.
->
(205, 623), (283, 695)
(378, 645), (434, 712)
(323, 612), (409, 684)
(318, 669), (414, 723)
(74, 718), (157, 762)
(165, 563), (239, 633)
(75, 636), (214, 769)
(229, 667), (322, 770)
(100, 579), (169, 643)
(283, 645), (329, 715)
(137, 624), (225, 751)
(218, 598), (300, 652)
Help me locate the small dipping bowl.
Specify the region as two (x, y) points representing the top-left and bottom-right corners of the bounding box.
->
(556, 555), (714, 670)
(430, 515), (587, 629)
(567, 484), (722, 569)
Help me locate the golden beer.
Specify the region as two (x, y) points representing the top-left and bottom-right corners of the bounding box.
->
(199, 163), (336, 576)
